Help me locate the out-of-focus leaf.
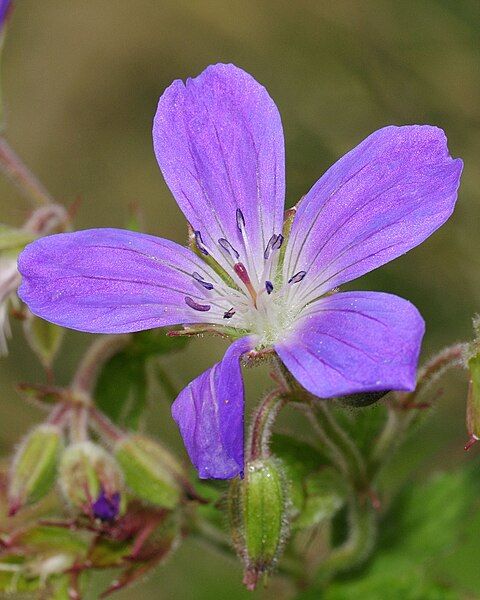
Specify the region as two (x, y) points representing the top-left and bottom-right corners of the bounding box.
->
(270, 434), (328, 515)
(94, 331), (189, 429)
(0, 225), (36, 252)
(23, 313), (64, 368)
(294, 468), (347, 530)
(88, 538), (131, 568)
(333, 403), (388, 457)
(16, 382), (65, 408)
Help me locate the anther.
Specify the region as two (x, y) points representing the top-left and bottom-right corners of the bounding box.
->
(223, 308), (236, 319)
(185, 296), (211, 312)
(264, 234), (277, 260)
(191, 272), (214, 290)
(265, 281), (273, 294)
(288, 270), (307, 284)
(236, 208), (246, 230)
(194, 230), (209, 256)
(272, 234), (284, 250)
(218, 238), (240, 259)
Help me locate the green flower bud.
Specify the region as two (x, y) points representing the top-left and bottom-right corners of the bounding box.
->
(466, 354), (480, 450)
(228, 457), (291, 590)
(114, 434), (186, 509)
(8, 424), (63, 515)
(59, 441), (123, 520)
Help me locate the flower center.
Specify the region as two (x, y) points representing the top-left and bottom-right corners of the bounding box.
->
(184, 209), (308, 344)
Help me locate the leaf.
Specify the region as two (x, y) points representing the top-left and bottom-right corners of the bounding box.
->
(0, 225), (36, 252)
(294, 468), (347, 530)
(332, 403), (388, 457)
(94, 331), (189, 429)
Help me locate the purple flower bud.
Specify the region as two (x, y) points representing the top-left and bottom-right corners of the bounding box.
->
(92, 488), (121, 522)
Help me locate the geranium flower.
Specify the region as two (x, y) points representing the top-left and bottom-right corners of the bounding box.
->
(17, 64), (462, 479)
(0, 0), (12, 29)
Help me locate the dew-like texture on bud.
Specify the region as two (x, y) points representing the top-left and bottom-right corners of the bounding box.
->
(8, 423), (62, 515)
(467, 355), (480, 442)
(59, 441), (123, 519)
(115, 434), (185, 509)
(228, 457), (291, 589)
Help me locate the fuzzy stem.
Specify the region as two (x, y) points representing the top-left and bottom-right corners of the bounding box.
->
(0, 137), (55, 207)
(369, 343), (467, 476)
(89, 406), (124, 443)
(248, 389), (287, 461)
(71, 334), (131, 395)
(69, 405), (89, 443)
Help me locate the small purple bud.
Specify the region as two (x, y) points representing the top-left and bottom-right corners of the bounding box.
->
(92, 488), (121, 522)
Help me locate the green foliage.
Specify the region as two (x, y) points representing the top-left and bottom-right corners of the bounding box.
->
(94, 330), (188, 429)
(23, 314), (64, 369)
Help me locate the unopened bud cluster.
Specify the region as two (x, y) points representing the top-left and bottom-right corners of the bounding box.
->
(7, 406), (189, 520)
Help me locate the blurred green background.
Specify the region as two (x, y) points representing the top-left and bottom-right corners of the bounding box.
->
(1, 1), (480, 598)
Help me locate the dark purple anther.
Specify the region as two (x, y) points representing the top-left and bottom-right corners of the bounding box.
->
(223, 308), (235, 319)
(288, 270), (307, 284)
(264, 234), (277, 260)
(194, 230), (209, 255)
(236, 208), (245, 230)
(92, 489), (120, 522)
(192, 272), (214, 290)
(272, 233), (284, 250)
(265, 281), (273, 294)
(218, 237), (240, 259)
(185, 296), (211, 311)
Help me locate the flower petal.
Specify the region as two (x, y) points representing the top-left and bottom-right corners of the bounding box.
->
(153, 63), (285, 274)
(17, 228), (228, 333)
(284, 126), (462, 304)
(275, 291), (424, 398)
(171, 336), (256, 479)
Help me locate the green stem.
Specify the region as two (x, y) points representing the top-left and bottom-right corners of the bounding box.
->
(304, 400), (367, 489)
(369, 343), (467, 477)
(71, 334), (131, 395)
(155, 363), (180, 403)
(247, 388), (287, 461)
(316, 493), (376, 584)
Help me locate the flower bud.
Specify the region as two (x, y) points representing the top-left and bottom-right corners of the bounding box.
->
(8, 423), (62, 515)
(114, 434), (186, 509)
(59, 441), (123, 521)
(466, 354), (480, 450)
(228, 457), (291, 590)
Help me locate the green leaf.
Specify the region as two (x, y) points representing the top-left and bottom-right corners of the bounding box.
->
(0, 224), (36, 252)
(294, 468), (347, 530)
(94, 331), (189, 429)
(332, 403), (388, 457)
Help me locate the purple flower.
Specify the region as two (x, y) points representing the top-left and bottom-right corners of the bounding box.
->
(17, 64), (463, 479)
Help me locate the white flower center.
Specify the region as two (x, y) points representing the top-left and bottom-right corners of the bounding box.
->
(185, 210), (311, 346)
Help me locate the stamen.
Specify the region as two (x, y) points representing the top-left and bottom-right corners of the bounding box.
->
(194, 231), (209, 256)
(223, 308), (236, 319)
(264, 234), (277, 260)
(191, 272), (214, 290)
(265, 280), (273, 294)
(185, 296), (211, 312)
(236, 208), (245, 230)
(288, 270), (307, 284)
(218, 238), (240, 259)
(272, 234), (284, 250)
(234, 262), (257, 306)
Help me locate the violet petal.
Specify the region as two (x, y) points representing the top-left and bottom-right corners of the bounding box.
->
(284, 125), (463, 302)
(275, 291), (424, 398)
(153, 63), (285, 274)
(171, 335), (256, 479)
(18, 228), (224, 333)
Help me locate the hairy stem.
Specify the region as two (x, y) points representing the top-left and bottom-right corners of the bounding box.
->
(0, 137), (55, 207)
(248, 388), (287, 461)
(71, 334), (131, 395)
